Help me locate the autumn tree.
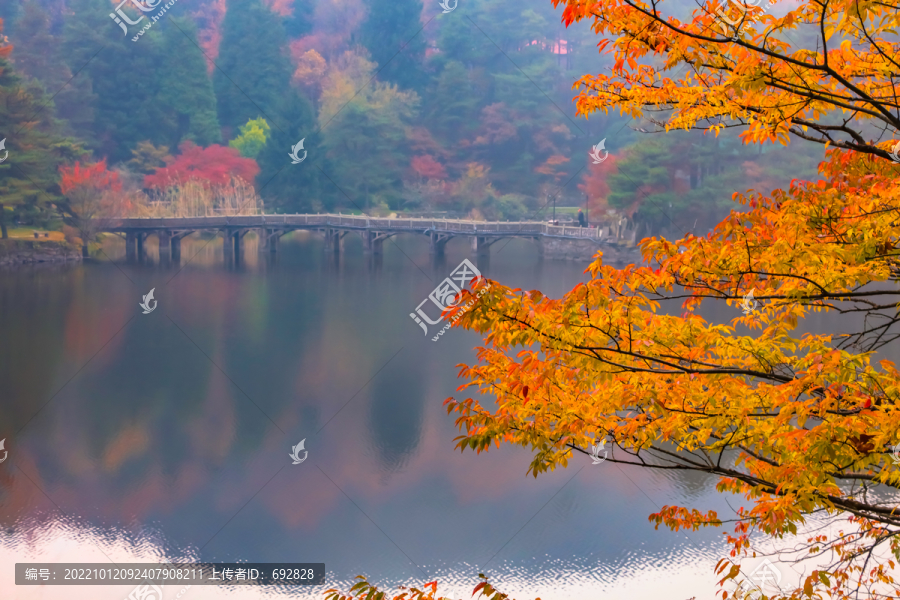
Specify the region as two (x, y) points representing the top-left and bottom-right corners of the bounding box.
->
(144, 141), (260, 189)
(438, 0), (900, 599)
(324, 576), (532, 600)
(577, 152), (618, 219)
(410, 155), (448, 182)
(318, 51), (419, 212)
(58, 160), (126, 257)
(421, 0), (584, 203)
(292, 49), (327, 106)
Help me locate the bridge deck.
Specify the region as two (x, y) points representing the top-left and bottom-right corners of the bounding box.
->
(99, 214), (608, 241)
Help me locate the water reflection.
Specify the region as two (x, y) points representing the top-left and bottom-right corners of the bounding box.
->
(1, 232), (793, 600)
(367, 366), (425, 476)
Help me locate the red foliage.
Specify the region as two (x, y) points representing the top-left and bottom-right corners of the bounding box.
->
(578, 154), (619, 216)
(144, 142), (260, 189)
(410, 155), (448, 180)
(59, 159), (122, 196)
(264, 0), (293, 17)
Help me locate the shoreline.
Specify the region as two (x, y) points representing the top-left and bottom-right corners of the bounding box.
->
(0, 239), (83, 267)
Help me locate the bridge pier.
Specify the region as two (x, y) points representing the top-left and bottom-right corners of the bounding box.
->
(136, 232), (148, 262)
(429, 231), (453, 256)
(235, 230), (250, 262)
(125, 232), (136, 262)
(157, 230), (172, 265)
(171, 232), (192, 263)
(259, 228), (284, 254)
(471, 236), (497, 257)
(361, 230), (392, 254)
(324, 228), (345, 254)
(223, 229), (237, 264)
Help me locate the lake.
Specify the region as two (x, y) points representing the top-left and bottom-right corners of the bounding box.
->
(0, 231), (831, 599)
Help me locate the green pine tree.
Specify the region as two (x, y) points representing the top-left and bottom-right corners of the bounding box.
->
(214, 0), (292, 138)
(0, 49), (84, 237)
(256, 91), (325, 212)
(12, 1), (96, 143)
(157, 17), (221, 146)
(356, 0), (426, 91)
(283, 0), (314, 38)
(62, 0), (220, 162)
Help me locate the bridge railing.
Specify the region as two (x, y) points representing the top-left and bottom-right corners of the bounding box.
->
(546, 224), (604, 239)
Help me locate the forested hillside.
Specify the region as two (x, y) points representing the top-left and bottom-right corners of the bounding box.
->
(0, 0), (823, 238)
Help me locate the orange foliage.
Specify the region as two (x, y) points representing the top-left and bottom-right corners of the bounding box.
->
(325, 575), (534, 600)
(440, 0), (900, 597)
(292, 48), (327, 94)
(533, 153), (570, 180)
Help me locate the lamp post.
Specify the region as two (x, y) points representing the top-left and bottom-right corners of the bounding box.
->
(551, 194), (555, 222)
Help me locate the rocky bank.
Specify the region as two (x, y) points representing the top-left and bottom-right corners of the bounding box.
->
(0, 239), (83, 266)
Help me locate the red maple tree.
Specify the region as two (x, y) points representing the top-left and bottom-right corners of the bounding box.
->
(58, 160), (127, 257)
(59, 159), (122, 197)
(144, 142), (260, 189)
(578, 154), (619, 217)
(410, 155), (448, 180)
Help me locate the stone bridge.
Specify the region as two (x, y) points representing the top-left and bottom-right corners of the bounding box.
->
(97, 214), (638, 262)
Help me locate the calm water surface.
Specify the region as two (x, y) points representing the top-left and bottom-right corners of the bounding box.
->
(2, 232), (853, 599)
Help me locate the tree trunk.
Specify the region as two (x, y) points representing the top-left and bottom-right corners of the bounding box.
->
(0, 204), (7, 239)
